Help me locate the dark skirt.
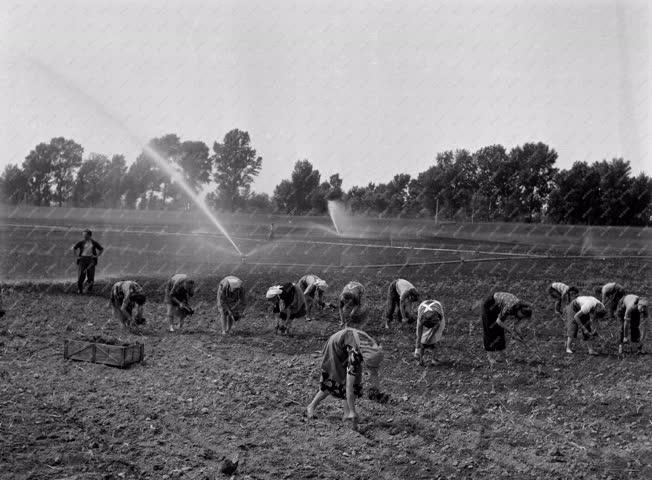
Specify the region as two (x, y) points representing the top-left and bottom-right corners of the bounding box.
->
(279, 303), (306, 320)
(482, 295), (506, 352)
(319, 371), (363, 400)
(620, 310), (642, 343)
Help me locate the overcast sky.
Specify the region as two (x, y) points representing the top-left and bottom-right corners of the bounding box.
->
(1, 0), (649, 194)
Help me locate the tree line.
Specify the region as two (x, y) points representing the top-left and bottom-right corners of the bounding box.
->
(1, 131), (650, 226)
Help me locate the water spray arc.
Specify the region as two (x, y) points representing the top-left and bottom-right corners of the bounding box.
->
(142, 145), (243, 257)
(23, 56), (244, 258)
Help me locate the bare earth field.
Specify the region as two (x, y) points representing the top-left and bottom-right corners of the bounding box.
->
(0, 208), (651, 480)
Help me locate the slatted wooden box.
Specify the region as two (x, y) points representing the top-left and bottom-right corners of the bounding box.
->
(63, 339), (144, 368)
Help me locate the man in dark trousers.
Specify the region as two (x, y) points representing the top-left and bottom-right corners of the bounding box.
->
(72, 229), (104, 294)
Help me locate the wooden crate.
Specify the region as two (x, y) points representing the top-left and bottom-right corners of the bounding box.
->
(63, 339), (144, 368)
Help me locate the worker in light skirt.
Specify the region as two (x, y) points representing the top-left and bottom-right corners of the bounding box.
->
(339, 281), (366, 327)
(266, 282), (307, 335)
(306, 328), (386, 429)
(109, 280), (147, 330)
(615, 295), (648, 354)
(481, 292), (533, 367)
(596, 282), (626, 321)
(217, 275), (246, 335)
(564, 296), (606, 355)
(297, 274), (328, 321)
(548, 282), (579, 316)
(414, 300), (446, 366)
(385, 278), (420, 328)
(164, 274), (195, 332)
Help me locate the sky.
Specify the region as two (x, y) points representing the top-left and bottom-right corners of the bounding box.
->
(1, 0), (649, 194)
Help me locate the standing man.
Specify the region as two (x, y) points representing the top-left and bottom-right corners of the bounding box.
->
(72, 229), (104, 294)
(268, 223), (275, 241)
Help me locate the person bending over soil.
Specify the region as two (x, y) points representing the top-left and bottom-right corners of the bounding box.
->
(481, 292), (533, 368)
(217, 275), (246, 335)
(165, 274), (195, 332)
(414, 300), (446, 366)
(109, 280), (146, 331)
(307, 328), (386, 430)
(564, 296), (606, 355)
(385, 278), (419, 328)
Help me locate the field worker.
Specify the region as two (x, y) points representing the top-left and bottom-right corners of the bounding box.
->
(414, 300), (446, 366)
(297, 274), (328, 321)
(596, 282), (626, 320)
(72, 229), (104, 294)
(306, 328), (385, 429)
(164, 274), (195, 332)
(385, 278), (420, 328)
(481, 292), (533, 367)
(217, 275), (246, 335)
(0, 289), (5, 318)
(109, 280), (146, 330)
(266, 282), (306, 335)
(615, 295), (648, 354)
(548, 282), (579, 316)
(564, 296), (606, 355)
(339, 281), (366, 327)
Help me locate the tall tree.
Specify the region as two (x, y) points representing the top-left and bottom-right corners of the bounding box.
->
(105, 155), (128, 208)
(174, 140), (211, 209)
(72, 154), (111, 207)
(508, 142), (558, 222)
(344, 183), (375, 214)
(245, 192), (272, 213)
(145, 134), (182, 206)
(49, 137), (84, 206)
(594, 158), (632, 225)
(547, 161), (602, 224)
(311, 173), (345, 214)
(290, 160), (321, 214)
(383, 173), (412, 215)
(0, 164), (29, 204)
(212, 129), (263, 211)
(23, 142), (55, 206)
(272, 160), (322, 214)
(179, 141), (211, 189)
(272, 179), (293, 213)
(123, 153), (158, 209)
(473, 144), (510, 220)
(326, 174), (344, 201)
(623, 173), (652, 226)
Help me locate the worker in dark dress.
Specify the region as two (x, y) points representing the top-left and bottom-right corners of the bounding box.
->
(481, 292), (533, 367)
